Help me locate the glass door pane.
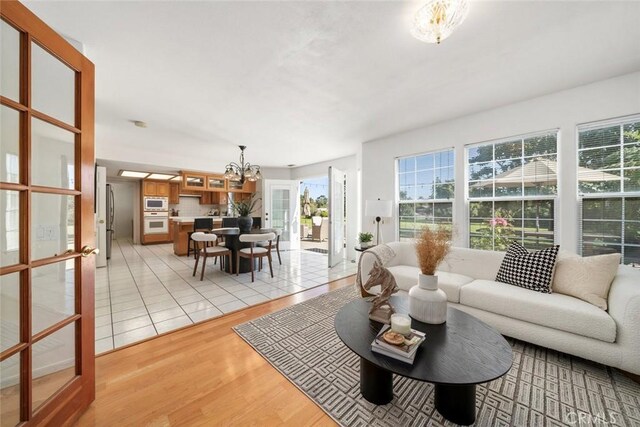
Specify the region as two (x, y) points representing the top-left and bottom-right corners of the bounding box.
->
(271, 188), (290, 243)
(0, 353), (21, 426)
(31, 260), (75, 334)
(32, 322), (76, 410)
(1, 105), (20, 183)
(0, 20), (20, 101)
(31, 42), (75, 125)
(31, 193), (75, 260)
(1, 190), (20, 267)
(31, 118), (75, 189)
(0, 272), (20, 351)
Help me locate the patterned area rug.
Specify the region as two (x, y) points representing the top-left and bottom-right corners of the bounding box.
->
(234, 286), (640, 427)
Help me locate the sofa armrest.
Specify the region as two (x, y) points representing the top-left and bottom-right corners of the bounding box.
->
(607, 265), (640, 373)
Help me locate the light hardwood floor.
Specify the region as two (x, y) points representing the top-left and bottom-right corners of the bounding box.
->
(76, 276), (356, 426)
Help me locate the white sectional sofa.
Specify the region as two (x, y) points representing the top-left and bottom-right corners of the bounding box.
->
(358, 242), (640, 375)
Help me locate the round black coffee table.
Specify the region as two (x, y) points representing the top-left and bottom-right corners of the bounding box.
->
(335, 296), (513, 425)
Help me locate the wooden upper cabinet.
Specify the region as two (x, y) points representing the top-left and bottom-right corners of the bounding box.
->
(227, 180), (256, 193)
(143, 180), (170, 197)
(182, 171), (207, 190)
(169, 182), (180, 204)
(143, 180), (157, 196)
(218, 192), (229, 205)
(200, 191), (212, 205)
(206, 174), (227, 191)
(156, 182), (169, 196)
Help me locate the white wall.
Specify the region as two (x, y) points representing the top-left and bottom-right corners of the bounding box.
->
(291, 155), (360, 262)
(362, 72), (640, 252)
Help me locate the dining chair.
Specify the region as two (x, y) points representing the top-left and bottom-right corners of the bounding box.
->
(191, 232), (231, 281)
(258, 228), (282, 265)
(187, 218), (214, 258)
(237, 232), (276, 282)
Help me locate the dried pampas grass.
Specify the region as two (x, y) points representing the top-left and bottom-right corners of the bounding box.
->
(415, 225), (452, 276)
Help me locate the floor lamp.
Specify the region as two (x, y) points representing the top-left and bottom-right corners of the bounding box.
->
(365, 199), (393, 245)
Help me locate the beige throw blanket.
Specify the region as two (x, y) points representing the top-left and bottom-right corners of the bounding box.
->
(355, 244), (396, 297)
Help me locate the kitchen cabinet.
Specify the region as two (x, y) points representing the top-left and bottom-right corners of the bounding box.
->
(227, 180), (256, 193)
(200, 191), (230, 205)
(156, 182), (169, 196)
(206, 174), (226, 191)
(143, 180), (169, 197)
(216, 192), (229, 205)
(200, 191), (213, 205)
(169, 183), (180, 204)
(143, 180), (157, 196)
(168, 219), (175, 241)
(182, 172), (207, 190)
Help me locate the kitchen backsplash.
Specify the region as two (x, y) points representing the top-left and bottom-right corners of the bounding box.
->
(169, 196), (227, 217)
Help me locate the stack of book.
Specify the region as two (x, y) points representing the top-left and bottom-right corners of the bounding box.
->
(371, 325), (426, 364)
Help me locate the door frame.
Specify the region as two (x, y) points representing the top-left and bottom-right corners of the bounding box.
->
(262, 179), (300, 250)
(328, 167), (345, 267)
(0, 2), (96, 425)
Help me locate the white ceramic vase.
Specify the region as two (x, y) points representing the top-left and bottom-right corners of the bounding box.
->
(408, 273), (447, 324)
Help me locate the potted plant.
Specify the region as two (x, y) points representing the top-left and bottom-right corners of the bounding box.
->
(359, 232), (374, 248)
(409, 225), (451, 324)
(230, 193), (260, 233)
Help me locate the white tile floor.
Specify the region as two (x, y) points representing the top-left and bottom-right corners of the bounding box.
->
(94, 239), (357, 354)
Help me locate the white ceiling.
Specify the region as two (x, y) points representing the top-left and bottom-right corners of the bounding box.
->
(24, 1), (640, 170)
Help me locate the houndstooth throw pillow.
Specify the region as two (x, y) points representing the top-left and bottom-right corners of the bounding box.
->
(496, 242), (560, 293)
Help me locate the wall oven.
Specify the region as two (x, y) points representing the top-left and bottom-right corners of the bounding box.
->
(144, 196), (168, 212)
(143, 211), (169, 234)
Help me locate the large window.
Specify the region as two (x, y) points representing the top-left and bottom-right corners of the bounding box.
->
(578, 116), (640, 265)
(467, 131), (558, 251)
(398, 149), (454, 240)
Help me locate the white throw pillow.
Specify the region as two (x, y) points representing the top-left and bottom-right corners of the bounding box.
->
(552, 252), (621, 310)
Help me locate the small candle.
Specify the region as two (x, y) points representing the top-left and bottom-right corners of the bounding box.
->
(391, 314), (411, 336)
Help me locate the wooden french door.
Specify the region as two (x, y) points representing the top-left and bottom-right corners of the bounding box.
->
(0, 2), (96, 425)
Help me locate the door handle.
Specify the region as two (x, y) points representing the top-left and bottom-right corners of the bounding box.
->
(81, 246), (100, 257)
(55, 249), (75, 257)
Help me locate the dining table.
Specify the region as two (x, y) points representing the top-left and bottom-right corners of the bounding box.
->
(212, 228), (261, 274)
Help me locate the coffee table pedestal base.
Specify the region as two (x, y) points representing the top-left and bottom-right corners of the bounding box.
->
(434, 383), (476, 425)
(360, 358), (393, 405)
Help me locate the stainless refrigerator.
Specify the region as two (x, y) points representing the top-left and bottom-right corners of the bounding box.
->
(106, 184), (115, 259)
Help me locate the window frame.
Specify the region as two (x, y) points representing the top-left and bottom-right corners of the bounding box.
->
(577, 114), (640, 264)
(465, 129), (560, 251)
(396, 148), (455, 241)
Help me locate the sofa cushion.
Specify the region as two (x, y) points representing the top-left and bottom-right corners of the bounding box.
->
(386, 266), (472, 303)
(460, 280), (616, 342)
(434, 271), (474, 303)
(386, 265), (420, 292)
(495, 242), (559, 293)
(438, 247), (506, 281)
(552, 252), (621, 310)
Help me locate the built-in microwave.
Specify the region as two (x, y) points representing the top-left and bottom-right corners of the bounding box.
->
(144, 196), (168, 212)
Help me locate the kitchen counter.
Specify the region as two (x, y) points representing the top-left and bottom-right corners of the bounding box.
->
(170, 216), (233, 223)
(170, 217), (226, 256)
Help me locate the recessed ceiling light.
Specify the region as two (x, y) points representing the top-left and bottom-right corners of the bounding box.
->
(170, 176), (182, 181)
(147, 173), (176, 180)
(119, 170), (150, 178)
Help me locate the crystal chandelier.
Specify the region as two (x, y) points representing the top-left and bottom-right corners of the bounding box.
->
(411, 0), (470, 44)
(223, 145), (262, 184)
